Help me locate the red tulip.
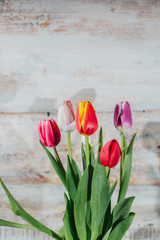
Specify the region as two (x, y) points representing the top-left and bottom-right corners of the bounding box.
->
(38, 118), (61, 147)
(76, 101), (98, 136)
(99, 140), (122, 168)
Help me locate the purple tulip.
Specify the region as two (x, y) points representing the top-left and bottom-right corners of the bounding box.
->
(114, 101), (132, 132)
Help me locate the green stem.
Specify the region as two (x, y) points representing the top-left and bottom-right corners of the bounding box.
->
(118, 132), (124, 202)
(53, 147), (65, 172)
(120, 132), (123, 183)
(106, 167), (110, 178)
(67, 132), (72, 164)
(85, 136), (90, 167)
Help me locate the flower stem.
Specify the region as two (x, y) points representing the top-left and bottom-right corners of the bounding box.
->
(118, 132), (124, 202)
(106, 167), (110, 178)
(67, 132), (72, 164)
(53, 147), (65, 172)
(120, 132), (124, 182)
(85, 136), (90, 167)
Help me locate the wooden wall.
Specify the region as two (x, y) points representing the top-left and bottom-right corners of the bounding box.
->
(0, 0), (160, 239)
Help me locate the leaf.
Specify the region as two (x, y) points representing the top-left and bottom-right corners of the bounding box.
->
(91, 164), (114, 240)
(74, 165), (93, 240)
(0, 219), (37, 230)
(112, 196), (135, 224)
(118, 133), (136, 202)
(108, 212), (135, 240)
(40, 141), (66, 188)
(102, 224), (112, 240)
(58, 226), (64, 238)
(81, 143), (86, 171)
(71, 159), (81, 182)
(66, 156), (79, 201)
(0, 178), (62, 240)
(101, 202), (112, 238)
(63, 194), (78, 240)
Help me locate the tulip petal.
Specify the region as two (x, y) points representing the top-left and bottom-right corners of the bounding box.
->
(76, 101), (84, 134)
(114, 103), (122, 127)
(82, 102), (98, 136)
(49, 119), (61, 146)
(38, 121), (47, 146)
(108, 140), (122, 168)
(45, 120), (56, 147)
(121, 101), (132, 129)
(99, 141), (110, 167)
(65, 101), (75, 123)
(58, 106), (67, 128)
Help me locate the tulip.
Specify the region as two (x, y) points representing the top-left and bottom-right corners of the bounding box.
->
(58, 100), (76, 132)
(76, 101), (98, 136)
(38, 118), (61, 147)
(99, 139), (122, 168)
(114, 101), (132, 132)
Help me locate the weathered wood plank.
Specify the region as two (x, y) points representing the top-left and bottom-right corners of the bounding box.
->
(0, 111), (159, 186)
(0, 1), (160, 112)
(0, 184), (159, 239)
(0, 0), (160, 36)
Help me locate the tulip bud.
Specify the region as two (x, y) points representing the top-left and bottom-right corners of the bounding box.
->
(99, 139), (122, 168)
(58, 100), (76, 132)
(114, 101), (132, 132)
(38, 118), (61, 147)
(76, 101), (98, 136)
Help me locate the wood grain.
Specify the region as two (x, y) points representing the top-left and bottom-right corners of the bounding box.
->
(0, 0), (160, 113)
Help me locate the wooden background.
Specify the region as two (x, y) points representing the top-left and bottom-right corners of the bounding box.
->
(0, 0), (160, 239)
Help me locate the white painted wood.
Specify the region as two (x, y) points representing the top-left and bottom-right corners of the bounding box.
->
(0, 0), (160, 112)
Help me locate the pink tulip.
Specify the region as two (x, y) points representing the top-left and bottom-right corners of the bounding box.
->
(58, 100), (76, 132)
(38, 118), (61, 147)
(114, 101), (132, 132)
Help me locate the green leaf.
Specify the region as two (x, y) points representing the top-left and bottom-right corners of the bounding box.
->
(58, 226), (64, 238)
(0, 178), (62, 240)
(40, 141), (66, 188)
(0, 219), (37, 230)
(102, 224), (112, 240)
(63, 194), (78, 240)
(81, 143), (86, 171)
(101, 202), (112, 238)
(71, 159), (81, 182)
(74, 165), (93, 240)
(66, 156), (78, 201)
(112, 196), (135, 224)
(118, 133), (136, 202)
(108, 212), (135, 240)
(91, 164), (115, 240)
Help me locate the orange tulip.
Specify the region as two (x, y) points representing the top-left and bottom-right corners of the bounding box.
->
(76, 101), (98, 136)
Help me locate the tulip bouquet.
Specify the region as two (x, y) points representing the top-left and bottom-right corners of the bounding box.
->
(0, 100), (136, 240)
